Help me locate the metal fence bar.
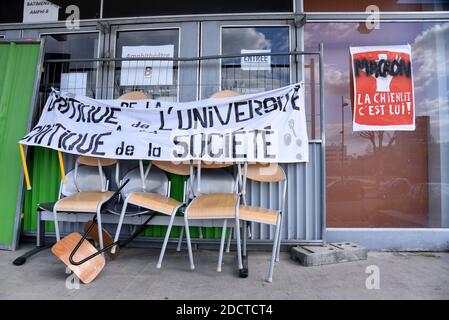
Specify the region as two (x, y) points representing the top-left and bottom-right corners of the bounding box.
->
(43, 51), (321, 64)
(31, 48), (326, 243)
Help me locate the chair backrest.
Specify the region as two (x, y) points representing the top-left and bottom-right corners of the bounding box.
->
(185, 90), (242, 198)
(74, 156), (118, 192)
(61, 166), (107, 197)
(193, 161), (235, 169)
(246, 163), (286, 183)
(118, 91), (149, 100)
(210, 90), (240, 99)
(77, 156), (117, 167)
(114, 91), (149, 194)
(188, 167), (237, 199)
(120, 164), (169, 199)
(242, 163), (287, 211)
(152, 160), (190, 176)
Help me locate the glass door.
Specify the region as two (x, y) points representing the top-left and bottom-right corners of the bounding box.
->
(108, 22), (199, 101)
(23, 27), (103, 105)
(199, 20), (299, 99)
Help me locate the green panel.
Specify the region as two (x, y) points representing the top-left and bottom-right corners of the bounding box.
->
(22, 147), (61, 233)
(0, 42), (40, 248)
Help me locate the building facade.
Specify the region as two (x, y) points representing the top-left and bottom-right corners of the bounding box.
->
(1, 0), (448, 250)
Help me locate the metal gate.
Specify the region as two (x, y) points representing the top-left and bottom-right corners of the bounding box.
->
(24, 48), (325, 245)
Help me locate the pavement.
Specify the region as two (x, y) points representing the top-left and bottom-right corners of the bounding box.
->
(0, 244), (448, 300)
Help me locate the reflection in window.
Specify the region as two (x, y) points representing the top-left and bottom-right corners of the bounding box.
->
(221, 27), (290, 94)
(305, 22), (449, 228)
(115, 29), (179, 101)
(41, 33), (99, 101)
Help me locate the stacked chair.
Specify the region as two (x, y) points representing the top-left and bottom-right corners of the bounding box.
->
(111, 160), (190, 269)
(184, 161), (242, 271)
(238, 163), (287, 282)
(109, 91), (191, 269)
(52, 156), (119, 249)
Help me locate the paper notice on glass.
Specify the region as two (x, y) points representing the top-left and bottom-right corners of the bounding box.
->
(60, 72), (87, 96)
(241, 49), (271, 71)
(120, 45), (174, 86)
(23, 0), (59, 23)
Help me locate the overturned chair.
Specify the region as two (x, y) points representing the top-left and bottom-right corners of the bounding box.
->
(50, 155), (120, 283)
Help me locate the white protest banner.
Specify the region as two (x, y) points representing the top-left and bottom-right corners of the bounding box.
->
(19, 83), (308, 163)
(241, 49), (271, 71)
(23, 1), (59, 23)
(350, 45), (415, 131)
(120, 45), (174, 86)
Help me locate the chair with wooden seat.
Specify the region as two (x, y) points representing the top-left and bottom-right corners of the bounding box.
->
(183, 161), (242, 271)
(111, 160), (191, 269)
(53, 155), (119, 252)
(238, 163), (287, 282)
(52, 91), (142, 240)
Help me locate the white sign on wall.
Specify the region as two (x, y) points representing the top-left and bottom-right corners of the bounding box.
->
(120, 45), (174, 86)
(23, 1), (59, 23)
(60, 72), (87, 96)
(241, 49), (271, 71)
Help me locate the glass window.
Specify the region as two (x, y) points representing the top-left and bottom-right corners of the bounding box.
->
(304, 22), (449, 228)
(304, 0), (449, 12)
(115, 29), (179, 101)
(41, 32), (99, 98)
(221, 27), (290, 95)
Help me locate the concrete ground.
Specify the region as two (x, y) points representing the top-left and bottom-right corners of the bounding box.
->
(0, 244), (448, 299)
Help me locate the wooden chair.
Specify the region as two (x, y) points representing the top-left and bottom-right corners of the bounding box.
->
(52, 155), (118, 251)
(51, 232), (105, 284)
(183, 161), (242, 271)
(111, 160), (190, 269)
(239, 163), (287, 282)
(110, 91), (190, 268)
(51, 91), (146, 283)
(51, 155), (119, 283)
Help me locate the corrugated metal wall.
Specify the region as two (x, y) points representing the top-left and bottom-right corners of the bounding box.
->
(246, 142), (322, 242)
(23, 143), (323, 243)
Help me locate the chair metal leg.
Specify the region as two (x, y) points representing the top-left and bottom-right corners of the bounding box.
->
(184, 215), (195, 270)
(96, 207), (104, 253)
(217, 219), (228, 272)
(176, 226), (184, 252)
(226, 227), (233, 253)
(52, 207), (61, 241)
(243, 223), (247, 257)
(157, 210), (178, 269)
(275, 215), (283, 262)
(235, 216), (243, 270)
(111, 199), (129, 254)
(267, 216), (282, 283)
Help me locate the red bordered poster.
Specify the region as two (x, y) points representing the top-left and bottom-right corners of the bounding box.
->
(350, 45), (415, 131)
